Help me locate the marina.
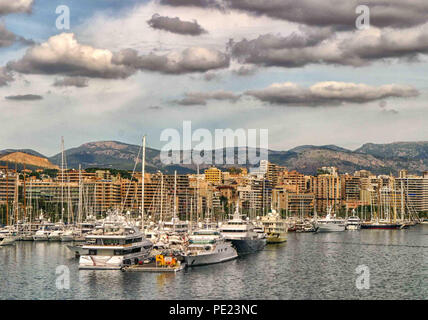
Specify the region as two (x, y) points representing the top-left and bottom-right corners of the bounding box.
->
(0, 138), (427, 299)
(0, 224), (426, 300)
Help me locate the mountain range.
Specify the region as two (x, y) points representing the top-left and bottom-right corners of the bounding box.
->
(1, 140), (428, 176)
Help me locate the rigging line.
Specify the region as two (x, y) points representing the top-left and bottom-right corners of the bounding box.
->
(120, 144), (142, 213)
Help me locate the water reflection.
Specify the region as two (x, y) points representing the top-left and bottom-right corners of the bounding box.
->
(0, 225), (426, 299)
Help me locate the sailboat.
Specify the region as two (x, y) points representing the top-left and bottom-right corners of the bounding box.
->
(157, 171), (189, 242)
(360, 186), (405, 229)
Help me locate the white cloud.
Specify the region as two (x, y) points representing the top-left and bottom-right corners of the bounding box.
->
(8, 33), (135, 79)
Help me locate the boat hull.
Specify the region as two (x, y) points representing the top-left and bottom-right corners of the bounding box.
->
(231, 238), (266, 254)
(66, 244), (89, 257)
(361, 224), (404, 230)
(48, 236), (62, 241)
(185, 250), (238, 267)
(316, 224), (345, 232)
(60, 235), (74, 242)
(0, 237), (16, 246)
(345, 225), (361, 230)
(33, 235), (49, 241)
(20, 235), (34, 241)
(79, 252), (146, 270)
(266, 234), (287, 244)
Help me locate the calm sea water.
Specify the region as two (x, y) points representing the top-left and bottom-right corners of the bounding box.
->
(1, 225), (427, 300)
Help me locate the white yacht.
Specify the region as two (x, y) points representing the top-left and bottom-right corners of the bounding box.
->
(61, 222), (95, 242)
(48, 223), (66, 241)
(220, 203), (266, 254)
(346, 214), (362, 230)
(0, 227), (17, 246)
(184, 228), (238, 267)
(78, 224), (153, 270)
(316, 208), (346, 232)
(159, 217), (189, 234)
(66, 243), (90, 257)
(33, 223), (55, 241)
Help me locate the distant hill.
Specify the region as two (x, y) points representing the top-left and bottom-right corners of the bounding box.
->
(355, 141), (428, 160)
(3, 140), (428, 175)
(49, 141), (163, 172)
(0, 151), (59, 169)
(0, 149), (46, 158)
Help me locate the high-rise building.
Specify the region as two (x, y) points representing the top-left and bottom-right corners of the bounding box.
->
(0, 168), (17, 204)
(396, 176), (428, 213)
(204, 167), (222, 184)
(311, 172), (341, 213)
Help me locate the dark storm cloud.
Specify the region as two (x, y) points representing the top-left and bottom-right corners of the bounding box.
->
(113, 47), (230, 74)
(147, 14), (207, 35)
(161, 0), (428, 29)
(53, 77), (89, 88)
(5, 94), (43, 101)
(245, 82), (419, 106)
(229, 25), (428, 68)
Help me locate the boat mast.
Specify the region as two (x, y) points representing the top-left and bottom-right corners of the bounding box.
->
(174, 170), (177, 218)
(78, 164), (83, 228)
(190, 197), (193, 230)
(14, 173), (19, 225)
(400, 180), (405, 222)
(196, 164), (200, 223)
(61, 136), (65, 223)
(141, 135), (146, 231)
(23, 164), (27, 224)
(160, 172), (163, 223)
(5, 166), (8, 226)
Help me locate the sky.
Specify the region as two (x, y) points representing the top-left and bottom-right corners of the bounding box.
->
(0, 0), (428, 156)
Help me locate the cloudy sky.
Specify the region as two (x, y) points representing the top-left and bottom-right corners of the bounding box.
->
(0, 0), (428, 156)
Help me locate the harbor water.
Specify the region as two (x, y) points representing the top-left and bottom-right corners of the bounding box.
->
(1, 225), (427, 300)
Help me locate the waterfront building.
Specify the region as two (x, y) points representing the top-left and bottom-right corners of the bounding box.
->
(396, 172), (428, 214)
(311, 171), (341, 213)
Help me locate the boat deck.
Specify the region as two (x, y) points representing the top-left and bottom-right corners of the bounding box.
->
(121, 262), (186, 273)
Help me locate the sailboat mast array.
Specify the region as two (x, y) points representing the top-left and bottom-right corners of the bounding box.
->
(141, 135), (146, 231)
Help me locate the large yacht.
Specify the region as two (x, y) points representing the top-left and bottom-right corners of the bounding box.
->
(316, 207), (346, 232)
(346, 214), (362, 230)
(184, 227), (238, 266)
(220, 202), (266, 254)
(78, 224), (153, 270)
(261, 209), (288, 243)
